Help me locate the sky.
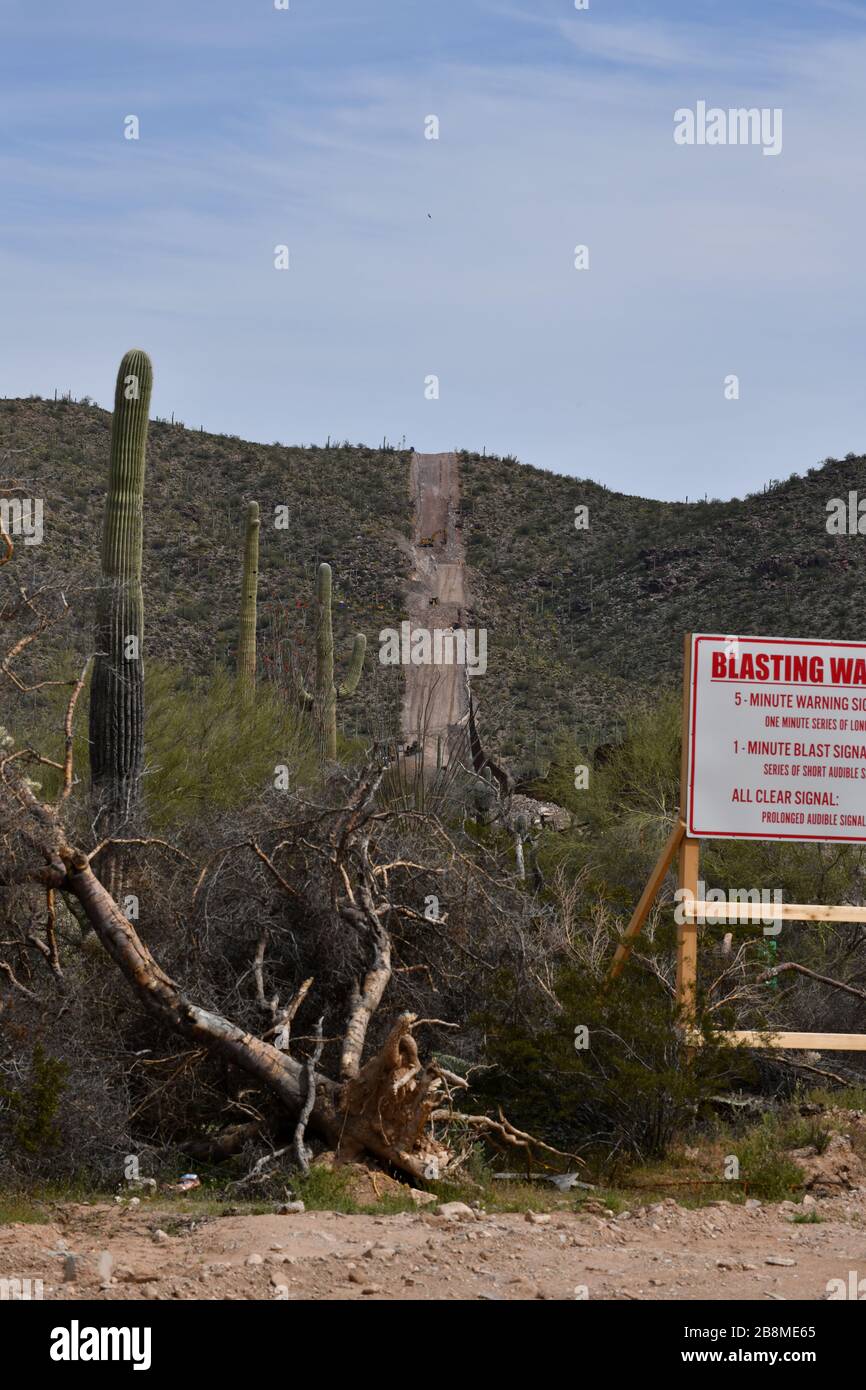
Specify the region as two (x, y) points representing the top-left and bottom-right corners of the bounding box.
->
(2, 0), (865, 500)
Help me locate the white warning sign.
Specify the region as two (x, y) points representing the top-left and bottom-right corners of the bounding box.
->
(686, 633), (866, 843)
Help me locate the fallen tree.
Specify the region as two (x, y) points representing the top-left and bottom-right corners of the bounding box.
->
(2, 744), (468, 1181)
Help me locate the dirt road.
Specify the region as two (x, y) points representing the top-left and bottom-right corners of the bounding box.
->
(402, 452), (471, 765)
(2, 1193), (864, 1301)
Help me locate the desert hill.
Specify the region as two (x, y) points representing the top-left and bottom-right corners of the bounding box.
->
(2, 394), (863, 771)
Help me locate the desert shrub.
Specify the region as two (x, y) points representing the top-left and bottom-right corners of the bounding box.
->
(17, 661), (317, 830)
(0, 1044), (68, 1156)
(733, 1117), (805, 1201)
(473, 939), (737, 1169)
(142, 664), (317, 827)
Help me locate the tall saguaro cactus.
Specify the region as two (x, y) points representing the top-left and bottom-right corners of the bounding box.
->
(301, 562), (366, 760)
(237, 500), (260, 697)
(89, 349), (152, 860)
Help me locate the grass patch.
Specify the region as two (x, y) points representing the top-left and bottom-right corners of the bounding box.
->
(733, 1118), (806, 1202)
(290, 1166), (417, 1216)
(0, 1184), (115, 1224)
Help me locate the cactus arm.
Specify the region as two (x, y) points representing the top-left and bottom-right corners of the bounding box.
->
(336, 633), (366, 699)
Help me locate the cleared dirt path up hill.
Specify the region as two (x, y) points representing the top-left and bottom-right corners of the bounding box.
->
(402, 452), (471, 766)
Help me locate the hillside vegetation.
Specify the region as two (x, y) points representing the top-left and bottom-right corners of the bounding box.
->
(460, 447), (865, 771)
(1, 397), (411, 743)
(3, 396), (864, 771)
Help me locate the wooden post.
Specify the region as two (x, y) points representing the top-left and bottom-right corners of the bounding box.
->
(606, 820), (684, 986)
(676, 836), (700, 1024)
(676, 633), (699, 1024)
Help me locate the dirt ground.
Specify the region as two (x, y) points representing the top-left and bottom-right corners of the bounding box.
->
(3, 1191), (865, 1301)
(402, 451), (471, 764)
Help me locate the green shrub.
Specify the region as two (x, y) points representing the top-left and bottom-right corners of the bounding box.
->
(143, 664), (317, 827)
(0, 1044), (69, 1155)
(472, 958), (737, 1171)
(734, 1117), (805, 1201)
(19, 660), (317, 829)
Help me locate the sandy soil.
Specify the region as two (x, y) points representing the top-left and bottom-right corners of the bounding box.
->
(3, 1192), (865, 1301)
(402, 452), (471, 765)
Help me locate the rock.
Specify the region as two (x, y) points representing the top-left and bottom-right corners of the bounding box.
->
(152, 1229), (170, 1244)
(765, 1257), (796, 1267)
(524, 1212), (551, 1226)
(246, 1253), (264, 1266)
(312, 1151), (337, 1170)
(277, 1200), (305, 1214)
(745, 1199), (762, 1211)
(435, 1201), (476, 1221)
(789, 1133), (864, 1195)
(505, 794), (571, 833)
(408, 1189), (437, 1207)
(363, 1244), (397, 1260)
(361, 1284), (384, 1295)
(126, 1177), (157, 1194)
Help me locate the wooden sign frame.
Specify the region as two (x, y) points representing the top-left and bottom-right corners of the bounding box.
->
(607, 632), (866, 1051)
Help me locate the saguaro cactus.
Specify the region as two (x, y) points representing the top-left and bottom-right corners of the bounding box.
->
(300, 562), (366, 760)
(89, 349), (152, 853)
(237, 500), (260, 696)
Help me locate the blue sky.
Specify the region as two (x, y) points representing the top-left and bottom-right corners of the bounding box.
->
(2, 0), (865, 500)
